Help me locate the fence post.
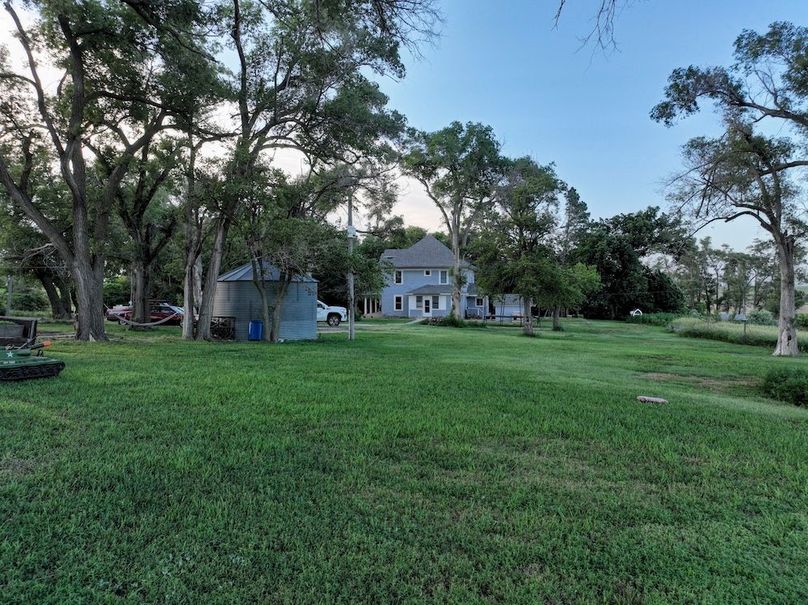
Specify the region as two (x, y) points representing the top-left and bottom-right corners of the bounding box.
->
(5, 275), (11, 316)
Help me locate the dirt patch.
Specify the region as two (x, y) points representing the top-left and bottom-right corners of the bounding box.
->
(641, 372), (757, 390)
(0, 457), (37, 477)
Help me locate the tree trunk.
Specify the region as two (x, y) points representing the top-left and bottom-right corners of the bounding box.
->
(269, 279), (290, 343)
(522, 297), (534, 336)
(57, 279), (73, 317)
(132, 259), (150, 325)
(36, 271), (70, 320)
(252, 281), (272, 342)
(552, 307), (561, 331)
(248, 257), (273, 343)
(181, 133), (199, 340)
(451, 230), (462, 320)
(193, 256), (203, 312)
(72, 256), (107, 340)
(196, 217), (229, 340)
(181, 247), (204, 339)
(774, 237), (799, 356)
(182, 255), (196, 339)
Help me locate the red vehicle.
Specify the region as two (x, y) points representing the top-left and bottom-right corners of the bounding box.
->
(106, 302), (184, 326)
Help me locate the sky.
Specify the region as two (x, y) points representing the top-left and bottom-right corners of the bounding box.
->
(375, 0), (808, 249)
(3, 1), (807, 249)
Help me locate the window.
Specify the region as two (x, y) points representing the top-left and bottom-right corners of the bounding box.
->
(424, 269), (431, 277)
(432, 295), (440, 309)
(394, 270), (403, 284)
(476, 297), (484, 307)
(415, 295), (423, 309)
(394, 295), (403, 311)
(439, 270), (448, 285)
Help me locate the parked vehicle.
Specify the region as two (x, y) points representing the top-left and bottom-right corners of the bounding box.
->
(316, 300), (348, 327)
(106, 302), (184, 325)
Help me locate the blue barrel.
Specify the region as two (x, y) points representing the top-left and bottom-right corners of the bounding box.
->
(247, 320), (264, 341)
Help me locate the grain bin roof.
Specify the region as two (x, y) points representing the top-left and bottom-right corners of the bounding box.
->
(217, 262), (318, 283)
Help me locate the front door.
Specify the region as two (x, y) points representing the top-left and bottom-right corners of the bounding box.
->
(423, 297), (431, 316)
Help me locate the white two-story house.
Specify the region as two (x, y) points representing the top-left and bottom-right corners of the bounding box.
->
(380, 235), (488, 318)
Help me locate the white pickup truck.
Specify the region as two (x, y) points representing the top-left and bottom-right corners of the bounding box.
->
(316, 300), (348, 327)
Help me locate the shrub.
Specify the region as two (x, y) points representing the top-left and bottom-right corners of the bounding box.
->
(103, 276), (131, 307)
(626, 312), (683, 327)
(1, 288), (49, 312)
(748, 310), (774, 325)
(422, 315), (467, 328)
(762, 366), (808, 406)
(796, 314), (808, 330)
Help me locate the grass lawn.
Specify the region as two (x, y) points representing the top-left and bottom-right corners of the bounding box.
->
(671, 317), (808, 353)
(2, 321), (807, 604)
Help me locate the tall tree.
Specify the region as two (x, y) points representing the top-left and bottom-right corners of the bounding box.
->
(535, 262), (601, 330)
(0, 144), (74, 319)
(190, 0), (432, 340)
(577, 207), (685, 319)
(652, 22), (808, 355)
(90, 135), (181, 325)
(474, 156), (563, 335)
(558, 187), (590, 261)
(664, 128), (805, 354)
(402, 122), (504, 319)
(552, 186), (592, 326)
(0, 0), (213, 339)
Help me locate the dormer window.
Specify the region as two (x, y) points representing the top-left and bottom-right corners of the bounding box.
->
(424, 269), (431, 276)
(394, 270), (403, 284)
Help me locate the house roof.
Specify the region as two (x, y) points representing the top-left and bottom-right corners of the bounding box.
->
(406, 284), (482, 296)
(381, 235), (471, 269)
(218, 262), (317, 283)
(408, 284), (453, 295)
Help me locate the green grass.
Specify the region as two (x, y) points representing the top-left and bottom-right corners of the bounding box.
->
(671, 316), (808, 352)
(358, 317), (414, 324)
(2, 321), (807, 604)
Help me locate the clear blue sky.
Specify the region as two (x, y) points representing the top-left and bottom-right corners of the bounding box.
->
(378, 0), (808, 248)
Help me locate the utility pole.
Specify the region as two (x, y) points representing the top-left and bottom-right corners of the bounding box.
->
(5, 274), (12, 316)
(346, 195), (357, 341)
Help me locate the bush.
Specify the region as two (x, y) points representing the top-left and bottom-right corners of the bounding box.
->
(748, 310), (774, 325)
(626, 312), (683, 327)
(796, 314), (808, 330)
(103, 276), (131, 307)
(422, 315), (467, 328)
(762, 366), (808, 406)
(17, 289), (49, 311)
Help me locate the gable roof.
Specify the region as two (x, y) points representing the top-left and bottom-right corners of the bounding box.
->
(218, 261), (317, 283)
(408, 284), (453, 295)
(381, 234), (468, 269)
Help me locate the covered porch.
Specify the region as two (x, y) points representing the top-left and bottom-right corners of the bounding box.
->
(406, 284), (451, 318)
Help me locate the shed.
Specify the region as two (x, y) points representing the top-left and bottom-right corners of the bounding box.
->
(212, 262), (318, 341)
